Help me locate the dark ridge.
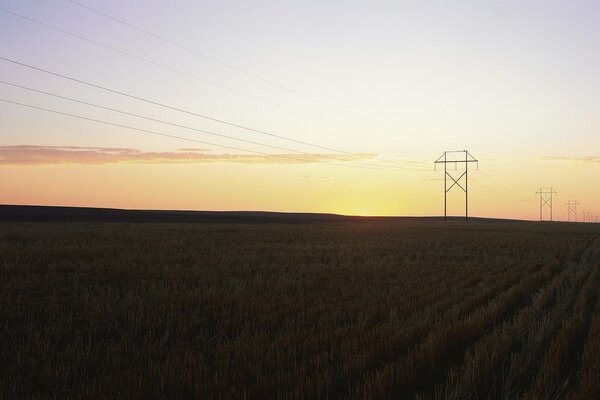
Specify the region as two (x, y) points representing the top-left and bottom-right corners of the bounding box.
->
(0, 205), (348, 223)
(0, 204), (522, 224)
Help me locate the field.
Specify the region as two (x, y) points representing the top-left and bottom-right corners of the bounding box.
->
(2, 218), (600, 399)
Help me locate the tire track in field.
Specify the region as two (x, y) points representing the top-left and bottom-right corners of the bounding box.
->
(284, 256), (523, 398)
(349, 239), (573, 399)
(518, 239), (600, 400)
(561, 236), (600, 394)
(407, 236), (598, 400)
(502, 237), (600, 400)
(566, 286), (600, 400)
(336, 263), (528, 398)
(497, 240), (598, 400)
(436, 235), (600, 400)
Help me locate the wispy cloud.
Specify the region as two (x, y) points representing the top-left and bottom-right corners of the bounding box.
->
(177, 148), (212, 152)
(385, 156), (430, 167)
(0, 145), (376, 166)
(539, 156), (600, 164)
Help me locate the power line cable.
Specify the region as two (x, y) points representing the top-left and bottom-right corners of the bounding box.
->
(477, 170), (530, 201)
(0, 6), (397, 144)
(0, 56), (430, 171)
(0, 79), (424, 171)
(474, 182), (529, 202)
(470, 180), (531, 202)
(473, 174), (530, 202)
(0, 97), (407, 171)
(469, 187), (524, 202)
(66, 0), (406, 137)
(472, 178), (523, 201)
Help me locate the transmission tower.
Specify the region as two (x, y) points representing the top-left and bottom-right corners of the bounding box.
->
(434, 150), (479, 221)
(582, 210), (592, 223)
(565, 200), (579, 222)
(536, 188), (557, 222)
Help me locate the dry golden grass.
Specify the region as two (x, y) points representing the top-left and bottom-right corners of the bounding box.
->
(1, 219), (599, 399)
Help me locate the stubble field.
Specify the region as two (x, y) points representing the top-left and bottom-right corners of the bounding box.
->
(1, 219), (600, 399)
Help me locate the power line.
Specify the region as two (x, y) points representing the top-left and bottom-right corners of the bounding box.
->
(0, 6), (396, 144)
(0, 56), (430, 171)
(0, 97), (405, 171)
(477, 170), (530, 201)
(469, 187), (523, 202)
(67, 0), (401, 135)
(471, 175), (531, 202)
(0, 80), (332, 160)
(0, 79), (424, 171)
(469, 182), (531, 202)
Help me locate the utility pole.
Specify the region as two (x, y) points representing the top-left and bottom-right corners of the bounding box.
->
(565, 200), (579, 222)
(536, 188), (557, 222)
(434, 150), (478, 221)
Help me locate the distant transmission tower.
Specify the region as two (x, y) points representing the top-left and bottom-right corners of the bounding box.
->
(565, 200), (579, 222)
(582, 210), (592, 223)
(434, 150), (478, 221)
(536, 188), (557, 222)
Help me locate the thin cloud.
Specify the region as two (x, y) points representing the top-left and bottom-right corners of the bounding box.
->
(539, 156), (600, 164)
(177, 148), (211, 152)
(0, 145), (376, 166)
(386, 156), (430, 166)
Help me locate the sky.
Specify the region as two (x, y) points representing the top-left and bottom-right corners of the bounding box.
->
(0, 0), (599, 220)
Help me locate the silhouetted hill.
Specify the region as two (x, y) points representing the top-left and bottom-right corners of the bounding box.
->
(0, 204), (522, 224)
(0, 205), (355, 223)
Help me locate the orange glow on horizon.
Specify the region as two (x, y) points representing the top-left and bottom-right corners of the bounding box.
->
(2, 157), (598, 222)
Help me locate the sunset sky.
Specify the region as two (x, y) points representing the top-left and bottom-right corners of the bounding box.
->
(1, 0), (599, 220)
